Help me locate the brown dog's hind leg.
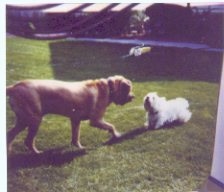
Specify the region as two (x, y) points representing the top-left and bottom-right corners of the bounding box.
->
(24, 119), (42, 154)
(7, 118), (27, 154)
(71, 119), (84, 149)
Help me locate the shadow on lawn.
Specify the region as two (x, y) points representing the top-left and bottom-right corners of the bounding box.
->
(104, 122), (182, 146)
(49, 41), (222, 82)
(8, 147), (86, 169)
(104, 126), (149, 145)
(8, 124), (182, 169)
(8, 129), (145, 170)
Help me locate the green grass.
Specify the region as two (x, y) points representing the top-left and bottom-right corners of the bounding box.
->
(6, 36), (222, 192)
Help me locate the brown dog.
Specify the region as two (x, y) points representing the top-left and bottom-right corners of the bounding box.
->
(7, 75), (134, 153)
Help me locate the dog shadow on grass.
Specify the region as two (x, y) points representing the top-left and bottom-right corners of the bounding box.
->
(8, 124), (181, 169)
(104, 122), (182, 146)
(104, 126), (151, 145)
(8, 147), (86, 169)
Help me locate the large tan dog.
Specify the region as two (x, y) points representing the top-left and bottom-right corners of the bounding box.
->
(7, 75), (134, 153)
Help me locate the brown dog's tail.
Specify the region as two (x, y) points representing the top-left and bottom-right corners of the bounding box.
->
(6, 85), (15, 96)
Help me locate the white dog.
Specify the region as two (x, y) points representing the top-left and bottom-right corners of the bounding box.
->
(143, 92), (192, 129)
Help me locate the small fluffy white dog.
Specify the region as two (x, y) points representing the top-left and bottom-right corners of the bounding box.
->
(144, 92), (192, 129)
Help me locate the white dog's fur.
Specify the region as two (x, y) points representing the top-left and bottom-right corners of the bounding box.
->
(144, 92), (192, 129)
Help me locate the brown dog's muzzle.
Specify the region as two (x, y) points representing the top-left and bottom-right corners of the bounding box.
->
(128, 93), (135, 102)
(118, 92), (135, 105)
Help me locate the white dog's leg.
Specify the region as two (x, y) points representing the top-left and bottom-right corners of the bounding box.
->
(153, 116), (164, 129)
(154, 121), (162, 129)
(148, 116), (159, 129)
(144, 112), (149, 128)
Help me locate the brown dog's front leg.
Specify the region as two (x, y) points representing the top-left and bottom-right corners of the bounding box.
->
(71, 119), (84, 149)
(90, 119), (121, 138)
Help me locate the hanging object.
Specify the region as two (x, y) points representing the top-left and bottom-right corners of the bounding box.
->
(122, 44), (152, 58)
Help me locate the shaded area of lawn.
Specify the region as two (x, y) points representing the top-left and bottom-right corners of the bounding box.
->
(49, 40), (222, 82)
(8, 148), (86, 169)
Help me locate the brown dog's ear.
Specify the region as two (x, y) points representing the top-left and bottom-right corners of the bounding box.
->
(120, 80), (131, 94)
(107, 76), (122, 95)
(107, 76), (123, 104)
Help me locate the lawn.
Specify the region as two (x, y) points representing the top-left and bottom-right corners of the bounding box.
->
(6, 36), (222, 192)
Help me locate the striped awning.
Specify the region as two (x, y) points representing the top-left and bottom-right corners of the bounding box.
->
(42, 4), (85, 14)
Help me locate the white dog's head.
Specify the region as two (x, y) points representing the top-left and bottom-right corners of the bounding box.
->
(143, 92), (166, 114)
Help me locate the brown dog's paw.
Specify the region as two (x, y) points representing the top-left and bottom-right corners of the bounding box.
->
(103, 133), (123, 145)
(110, 131), (123, 142)
(113, 130), (122, 138)
(71, 141), (85, 150)
(29, 147), (43, 154)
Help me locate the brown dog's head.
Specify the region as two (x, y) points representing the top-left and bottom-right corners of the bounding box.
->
(108, 75), (134, 105)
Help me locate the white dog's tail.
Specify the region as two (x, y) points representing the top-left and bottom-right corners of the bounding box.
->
(172, 98), (192, 123)
(182, 110), (192, 123)
(177, 98), (192, 122)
